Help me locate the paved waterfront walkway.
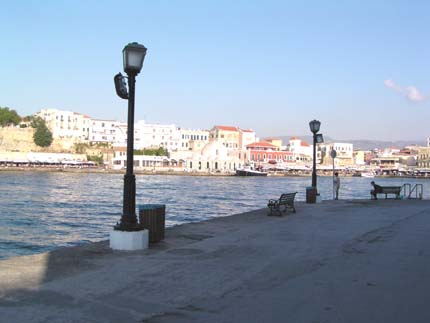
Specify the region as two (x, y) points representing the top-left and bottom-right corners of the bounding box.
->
(1, 199), (430, 322)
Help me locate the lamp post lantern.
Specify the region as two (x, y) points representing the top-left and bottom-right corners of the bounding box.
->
(115, 42), (147, 232)
(309, 119), (322, 189)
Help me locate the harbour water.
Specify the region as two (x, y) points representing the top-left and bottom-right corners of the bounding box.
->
(0, 171), (428, 260)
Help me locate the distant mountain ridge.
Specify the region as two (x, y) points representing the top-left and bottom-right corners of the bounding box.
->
(271, 136), (426, 150)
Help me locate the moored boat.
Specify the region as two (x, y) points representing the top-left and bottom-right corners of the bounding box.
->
(235, 166), (268, 176)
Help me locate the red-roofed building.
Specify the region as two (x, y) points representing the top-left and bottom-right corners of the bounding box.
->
(209, 125), (257, 150)
(213, 125), (239, 132)
(289, 137), (311, 154)
(263, 138), (283, 149)
(210, 125), (240, 149)
(247, 142), (277, 150)
(245, 141), (293, 163)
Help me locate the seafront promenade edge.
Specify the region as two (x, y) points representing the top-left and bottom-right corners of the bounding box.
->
(1, 166), (429, 179)
(1, 199), (430, 322)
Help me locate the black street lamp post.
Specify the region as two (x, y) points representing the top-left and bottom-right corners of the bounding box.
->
(114, 42), (147, 232)
(309, 119), (322, 189)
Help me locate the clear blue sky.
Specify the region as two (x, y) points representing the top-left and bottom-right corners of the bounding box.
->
(1, 0), (429, 141)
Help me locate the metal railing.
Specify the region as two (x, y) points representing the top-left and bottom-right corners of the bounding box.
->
(401, 183), (423, 200)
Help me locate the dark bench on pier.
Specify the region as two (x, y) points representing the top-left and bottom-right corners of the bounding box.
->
(267, 192), (297, 216)
(372, 186), (401, 199)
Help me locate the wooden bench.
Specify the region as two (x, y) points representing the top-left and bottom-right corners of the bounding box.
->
(267, 192), (297, 216)
(372, 186), (401, 199)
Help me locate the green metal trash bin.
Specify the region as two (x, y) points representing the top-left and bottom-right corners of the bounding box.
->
(139, 204), (165, 243)
(306, 186), (317, 204)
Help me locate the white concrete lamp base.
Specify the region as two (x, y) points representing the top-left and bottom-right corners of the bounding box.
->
(110, 230), (149, 251)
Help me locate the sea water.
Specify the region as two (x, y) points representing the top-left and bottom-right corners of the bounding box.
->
(0, 171), (428, 260)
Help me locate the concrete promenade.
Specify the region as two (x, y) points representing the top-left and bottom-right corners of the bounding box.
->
(1, 199), (430, 322)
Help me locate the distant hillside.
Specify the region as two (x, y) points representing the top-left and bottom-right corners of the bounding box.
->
(273, 135), (332, 145)
(270, 136), (426, 150)
(343, 139), (426, 150)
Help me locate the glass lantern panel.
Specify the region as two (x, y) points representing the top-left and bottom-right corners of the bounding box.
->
(126, 51), (144, 70)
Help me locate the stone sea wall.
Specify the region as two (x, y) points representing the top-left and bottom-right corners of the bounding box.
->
(0, 127), (72, 153)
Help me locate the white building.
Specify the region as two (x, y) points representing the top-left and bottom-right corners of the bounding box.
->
(111, 147), (171, 170)
(288, 137), (312, 162)
(89, 119), (127, 145)
(134, 121), (181, 151)
(170, 140), (243, 173)
(37, 108), (129, 147)
(37, 108), (91, 142)
(113, 123), (128, 147)
(239, 129), (257, 150)
(320, 142), (354, 167)
(111, 146), (188, 171)
(380, 147), (401, 157)
(178, 128), (209, 151)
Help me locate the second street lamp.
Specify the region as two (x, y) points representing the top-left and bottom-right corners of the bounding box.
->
(309, 119), (322, 189)
(115, 42), (147, 232)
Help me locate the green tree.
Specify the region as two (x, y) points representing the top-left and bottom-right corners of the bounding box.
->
(74, 143), (90, 154)
(0, 107), (21, 127)
(31, 117), (53, 147)
(87, 154), (103, 165)
(134, 147), (168, 156)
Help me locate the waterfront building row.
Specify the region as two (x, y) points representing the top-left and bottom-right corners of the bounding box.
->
(0, 152), (93, 167)
(0, 142), (427, 175)
(30, 108), (430, 173)
(35, 109), (256, 152)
